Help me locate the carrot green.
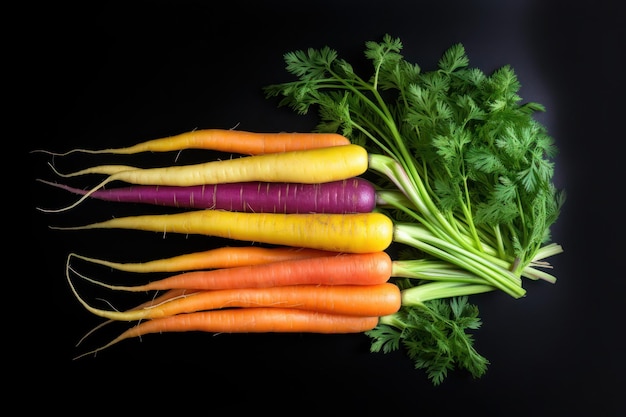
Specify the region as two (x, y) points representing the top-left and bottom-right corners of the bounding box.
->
(265, 34), (565, 384)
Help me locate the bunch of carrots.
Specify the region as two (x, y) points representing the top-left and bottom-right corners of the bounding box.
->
(35, 130), (418, 355)
(37, 125), (556, 384)
(34, 36), (565, 385)
(36, 126), (525, 385)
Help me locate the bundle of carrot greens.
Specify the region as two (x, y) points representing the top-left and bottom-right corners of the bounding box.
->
(35, 35), (564, 385)
(264, 34), (564, 382)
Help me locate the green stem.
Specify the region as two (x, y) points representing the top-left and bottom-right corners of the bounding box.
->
(394, 224), (525, 298)
(401, 282), (495, 307)
(391, 259), (488, 285)
(492, 224), (506, 259)
(379, 282), (495, 327)
(325, 70), (460, 250)
(460, 175), (483, 252)
(368, 154), (433, 221)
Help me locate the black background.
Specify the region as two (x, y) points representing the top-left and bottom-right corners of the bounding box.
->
(26, 1), (623, 414)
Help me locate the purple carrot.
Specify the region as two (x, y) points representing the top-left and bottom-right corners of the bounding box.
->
(37, 177), (377, 214)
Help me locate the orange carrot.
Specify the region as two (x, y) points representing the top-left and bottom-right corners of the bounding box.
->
(33, 129), (351, 156)
(72, 283), (402, 321)
(74, 308), (380, 359)
(70, 251), (393, 291)
(75, 288), (199, 347)
(69, 246), (338, 273)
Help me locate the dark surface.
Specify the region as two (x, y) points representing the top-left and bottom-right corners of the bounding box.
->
(27, 1), (623, 414)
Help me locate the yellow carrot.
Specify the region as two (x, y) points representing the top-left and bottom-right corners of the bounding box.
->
(52, 211), (395, 253)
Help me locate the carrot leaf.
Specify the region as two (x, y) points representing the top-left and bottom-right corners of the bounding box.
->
(266, 34), (565, 383)
(368, 297), (488, 385)
(265, 34), (565, 281)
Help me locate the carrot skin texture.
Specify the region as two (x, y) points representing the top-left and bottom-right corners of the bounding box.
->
(133, 289), (199, 308)
(71, 246), (338, 273)
(41, 145), (371, 213)
(89, 308), (378, 353)
(58, 144), (369, 185)
(75, 308), (379, 358)
(90, 252), (394, 291)
(51, 129), (351, 156)
(55, 211), (395, 253)
(125, 308), (380, 333)
(74, 288), (200, 346)
(80, 283), (402, 321)
(39, 177), (377, 213)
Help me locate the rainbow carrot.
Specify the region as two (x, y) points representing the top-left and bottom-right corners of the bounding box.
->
(68, 246), (337, 273)
(38, 177), (378, 213)
(51, 211), (395, 253)
(69, 283), (402, 321)
(34, 129), (351, 156)
(70, 251), (394, 291)
(74, 308), (380, 359)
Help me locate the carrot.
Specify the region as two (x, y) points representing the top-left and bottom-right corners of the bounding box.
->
(51, 211), (394, 253)
(131, 288), (199, 308)
(70, 282), (402, 321)
(74, 308), (379, 359)
(37, 177), (378, 213)
(70, 251), (393, 291)
(69, 246), (337, 273)
(39, 144), (369, 213)
(75, 288), (200, 347)
(34, 129), (351, 156)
